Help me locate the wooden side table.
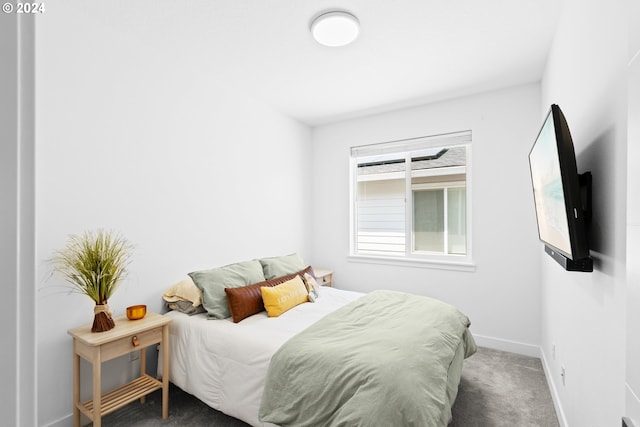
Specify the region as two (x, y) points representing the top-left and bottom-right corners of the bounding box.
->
(67, 312), (172, 427)
(314, 269), (334, 287)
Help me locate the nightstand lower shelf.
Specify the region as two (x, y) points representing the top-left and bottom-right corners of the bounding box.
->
(78, 374), (162, 418)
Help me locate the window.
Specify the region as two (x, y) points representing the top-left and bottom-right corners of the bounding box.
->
(350, 131), (472, 266)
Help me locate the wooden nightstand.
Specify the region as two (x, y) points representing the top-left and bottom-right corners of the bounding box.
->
(314, 269), (334, 287)
(67, 312), (172, 427)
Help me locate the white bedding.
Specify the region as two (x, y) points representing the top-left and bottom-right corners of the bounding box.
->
(165, 286), (363, 427)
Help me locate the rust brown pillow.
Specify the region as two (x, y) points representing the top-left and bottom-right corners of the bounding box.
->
(225, 266), (314, 323)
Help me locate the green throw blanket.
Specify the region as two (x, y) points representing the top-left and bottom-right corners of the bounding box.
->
(259, 290), (477, 427)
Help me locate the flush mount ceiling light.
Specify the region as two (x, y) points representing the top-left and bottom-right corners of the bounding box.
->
(310, 11), (360, 47)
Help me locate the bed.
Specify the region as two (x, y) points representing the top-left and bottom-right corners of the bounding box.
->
(164, 261), (476, 427)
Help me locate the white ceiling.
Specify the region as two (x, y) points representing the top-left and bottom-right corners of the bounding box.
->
(89, 0), (560, 126)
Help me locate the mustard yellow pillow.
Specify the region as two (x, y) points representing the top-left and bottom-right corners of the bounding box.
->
(261, 275), (308, 317)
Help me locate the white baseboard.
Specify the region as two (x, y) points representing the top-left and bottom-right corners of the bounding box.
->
(539, 349), (568, 427)
(472, 333), (541, 358)
(44, 413), (72, 427)
(625, 383), (640, 427)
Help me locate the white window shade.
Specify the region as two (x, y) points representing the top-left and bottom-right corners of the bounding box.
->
(351, 130), (471, 158)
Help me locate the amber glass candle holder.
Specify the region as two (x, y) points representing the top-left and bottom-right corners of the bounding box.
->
(126, 304), (147, 320)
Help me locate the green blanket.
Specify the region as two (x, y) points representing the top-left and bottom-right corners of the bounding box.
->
(259, 290), (477, 427)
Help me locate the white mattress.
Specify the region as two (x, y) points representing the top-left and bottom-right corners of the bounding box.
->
(165, 287), (363, 427)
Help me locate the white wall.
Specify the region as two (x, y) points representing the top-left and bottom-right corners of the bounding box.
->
(310, 84), (542, 355)
(626, 0), (640, 423)
(540, 0), (628, 425)
(34, 3), (311, 426)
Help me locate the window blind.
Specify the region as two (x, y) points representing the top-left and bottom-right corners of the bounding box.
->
(351, 130), (472, 158)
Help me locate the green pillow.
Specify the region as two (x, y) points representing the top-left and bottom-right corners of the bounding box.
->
(259, 253), (307, 280)
(189, 259), (265, 319)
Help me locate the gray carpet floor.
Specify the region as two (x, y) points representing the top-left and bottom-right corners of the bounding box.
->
(97, 347), (559, 426)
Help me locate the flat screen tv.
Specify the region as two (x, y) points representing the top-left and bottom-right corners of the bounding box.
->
(528, 104), (593, 272)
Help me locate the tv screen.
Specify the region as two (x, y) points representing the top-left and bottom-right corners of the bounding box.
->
(529, 104), (591, 265)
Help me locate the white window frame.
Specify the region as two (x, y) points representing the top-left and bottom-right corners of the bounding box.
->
(349, 131), (474, 271)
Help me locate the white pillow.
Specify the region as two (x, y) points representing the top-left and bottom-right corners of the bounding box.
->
(162, 277), (203, 307)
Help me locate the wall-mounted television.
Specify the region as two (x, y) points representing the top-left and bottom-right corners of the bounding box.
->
(528, 104), (593, 272)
